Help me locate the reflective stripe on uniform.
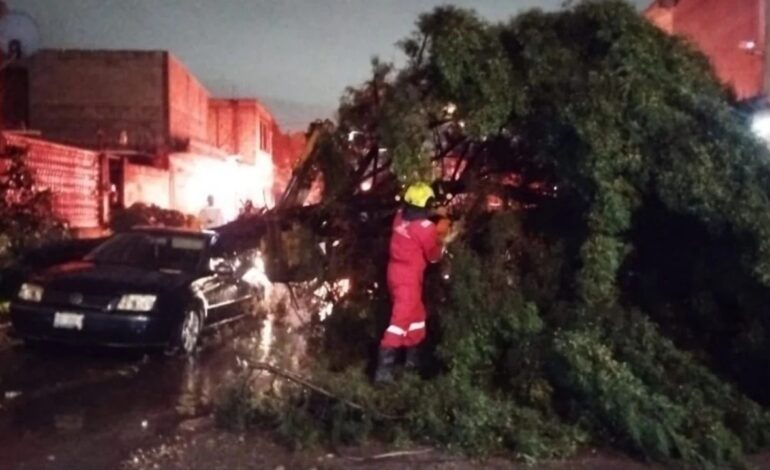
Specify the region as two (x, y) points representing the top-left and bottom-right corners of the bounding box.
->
(394, 222), (412, 239)
(408, 321), (426, 331)
(386, 325), (407, 336)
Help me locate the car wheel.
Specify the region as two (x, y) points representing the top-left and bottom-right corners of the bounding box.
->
(167, 307), (202, 356)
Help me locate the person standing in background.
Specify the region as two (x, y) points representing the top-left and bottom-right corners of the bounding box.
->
(199, 195), (224, 229)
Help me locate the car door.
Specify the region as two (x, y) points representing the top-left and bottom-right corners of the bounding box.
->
(201, 252), (253, 324)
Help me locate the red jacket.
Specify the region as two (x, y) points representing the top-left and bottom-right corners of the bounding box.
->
(387, 210), (442, 283)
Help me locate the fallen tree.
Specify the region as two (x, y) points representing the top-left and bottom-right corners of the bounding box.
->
(217, 1), (770, 466)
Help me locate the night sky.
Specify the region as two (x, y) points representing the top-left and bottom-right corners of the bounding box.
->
(8, 0), (650, 129)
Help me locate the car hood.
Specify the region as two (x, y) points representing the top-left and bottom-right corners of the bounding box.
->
(31, 261), (197, 295)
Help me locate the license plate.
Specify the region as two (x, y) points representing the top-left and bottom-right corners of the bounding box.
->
(54, 312), (84, 330)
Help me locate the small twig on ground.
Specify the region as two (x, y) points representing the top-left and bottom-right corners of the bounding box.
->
(247, 361), (401, 420)
(342, 448), (434, 462)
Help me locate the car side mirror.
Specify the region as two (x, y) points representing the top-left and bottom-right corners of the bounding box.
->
(214, 261), (235, 277)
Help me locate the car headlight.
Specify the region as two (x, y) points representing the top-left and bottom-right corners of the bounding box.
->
(18, 283), (44, 302)
(116, 294), (157, 312)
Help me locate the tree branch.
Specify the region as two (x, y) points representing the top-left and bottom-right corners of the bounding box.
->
(247, 361), (402, 420)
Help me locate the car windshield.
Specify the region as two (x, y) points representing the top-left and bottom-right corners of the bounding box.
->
(85, 232), (207, 272)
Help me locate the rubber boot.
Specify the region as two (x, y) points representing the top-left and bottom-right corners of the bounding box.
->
(374, 347), (397, 384)
(404, 346), (421, 372)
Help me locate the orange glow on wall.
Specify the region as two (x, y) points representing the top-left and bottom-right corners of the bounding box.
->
(645, 0), (766, 100)
(169, 152), (274, 222)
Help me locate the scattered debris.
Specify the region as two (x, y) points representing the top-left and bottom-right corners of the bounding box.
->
(342, 448), (434, 462)
(178, 416), (214, 433)
(247, 361), (400, 420)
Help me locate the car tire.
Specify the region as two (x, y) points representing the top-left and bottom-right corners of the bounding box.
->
(166, 307), (203, 356)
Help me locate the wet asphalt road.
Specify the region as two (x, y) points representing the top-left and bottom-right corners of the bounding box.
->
(0, 317), (265, 470)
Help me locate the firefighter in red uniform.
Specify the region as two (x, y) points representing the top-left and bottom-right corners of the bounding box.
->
(375, 182), (450, 383)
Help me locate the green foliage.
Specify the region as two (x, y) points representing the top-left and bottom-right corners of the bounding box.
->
(216, 369), (371, 450)
(217, 366), (585, 460)
(0, 147), (67, 269)
(215, 374), (264, 432)
(609, 313), (770, 455)
(553, 328), (745, 467)
(218, 1), (770, 466)
(315, 131), (354, 201)
(399, 376), (585, 459)
(363, 6), (516, 178)
(415, 6), (515, 136)
(378, 86), (434, 180)
(437, 225), (545, 378)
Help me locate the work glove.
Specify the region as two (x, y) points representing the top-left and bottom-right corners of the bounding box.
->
(442, 220), (462, 244)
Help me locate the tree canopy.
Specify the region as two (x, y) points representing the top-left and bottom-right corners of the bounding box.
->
(218, 2), (770, 466)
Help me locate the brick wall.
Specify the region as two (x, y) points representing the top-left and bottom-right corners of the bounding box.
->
(645, 3), (674, 33)
(24, 50), (214, 152)
(28, 50), (167, 150)
(168, 55), (209, 144)
(208, 99), (275, 164)
(646, 0), (765, 99)
(124, 163), (170, 209)
(5, 133), (101, 231)
(272, 126), (306, 199)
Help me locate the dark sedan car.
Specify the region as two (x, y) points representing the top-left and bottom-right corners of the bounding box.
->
(10, 227), (264, 355)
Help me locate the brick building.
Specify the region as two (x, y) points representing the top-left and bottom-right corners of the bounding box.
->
(645, 0), (769, 100)
(3, 132), (103, 236)
(3, 49), (279, 228)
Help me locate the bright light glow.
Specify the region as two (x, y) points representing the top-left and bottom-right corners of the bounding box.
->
(739, 40), (757, 51)
(116, 294), (157, 312)
(242, 251), (272, 291)
(348, 130), (362, 142)
(314, 278), (352, 321)
(751, 113), (770, 140)
(258, 313), (274, 362)
(486, 194), (504, 210)
(169, 151), (274, 222)
(317, 300), (333, 321)
(335, 279), (351, 296)
(360, 179), (373, 192)
(18, 283), (43, 302)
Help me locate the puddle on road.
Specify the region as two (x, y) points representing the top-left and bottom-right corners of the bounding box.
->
(0, 282), (317, 470)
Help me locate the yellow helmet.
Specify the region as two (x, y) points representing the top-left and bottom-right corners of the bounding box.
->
(404, 182), (435, 208)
